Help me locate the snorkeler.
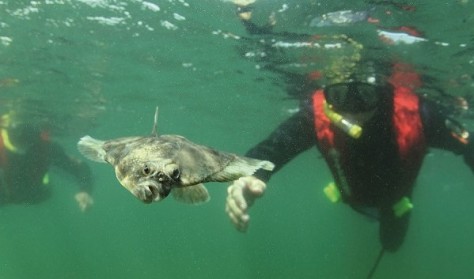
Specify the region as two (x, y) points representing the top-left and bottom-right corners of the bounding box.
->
(224, 1), (474, 278)
(0, 113), (94, 211)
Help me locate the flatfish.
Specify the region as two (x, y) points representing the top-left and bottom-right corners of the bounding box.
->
(77, 107), (274, 204)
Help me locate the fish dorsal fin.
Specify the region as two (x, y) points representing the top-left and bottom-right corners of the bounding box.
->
(151, 106), (159, 137)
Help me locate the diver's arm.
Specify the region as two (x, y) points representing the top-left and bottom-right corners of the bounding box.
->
(50, 142), (94, 194)
(51, 142), (94, 211)
(420, 98), (474, 170)
(245, 99), (315, 182)
(226, 100), (315, 232)
(234, 3), (275, 35)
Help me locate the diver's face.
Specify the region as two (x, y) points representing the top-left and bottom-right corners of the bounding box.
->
(324, 82), (387, 114)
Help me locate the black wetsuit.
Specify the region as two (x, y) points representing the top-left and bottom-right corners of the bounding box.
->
(246, 93), (474, 252)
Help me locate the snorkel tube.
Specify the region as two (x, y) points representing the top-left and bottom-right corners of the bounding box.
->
(323, 101), (362, 139)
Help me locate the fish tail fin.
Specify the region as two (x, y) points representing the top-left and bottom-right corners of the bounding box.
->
(258, 160), (275, 171)
(235, 157), (275, 174)
(212, 158), (275, 181)
(77, 136), (107, 163)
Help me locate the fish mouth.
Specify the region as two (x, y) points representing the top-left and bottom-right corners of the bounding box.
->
(134, 182), (171, 203)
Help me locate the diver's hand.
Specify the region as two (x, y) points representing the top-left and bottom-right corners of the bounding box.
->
(225, 176), (266, 232)
(232, 0), (256, 6)
(75, 191), (94, 212)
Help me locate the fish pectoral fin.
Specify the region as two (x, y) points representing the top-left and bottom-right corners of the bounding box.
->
(210, 157), (275, 181)
(77, 136), (107, 163)
(171, 184), (210, 205)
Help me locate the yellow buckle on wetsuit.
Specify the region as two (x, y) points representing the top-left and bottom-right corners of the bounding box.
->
(323, 182), (341, 203)
(393, 196), (413, 217)
(323, 102), (362, 139)
(42, 173), (50, 185)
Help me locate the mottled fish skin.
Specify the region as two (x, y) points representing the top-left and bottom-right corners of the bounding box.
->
(106, 136), (181, 203)
(78, 134), (274, 204)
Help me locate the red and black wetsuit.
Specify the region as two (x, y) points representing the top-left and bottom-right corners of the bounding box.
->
(246, 88), (474, 252)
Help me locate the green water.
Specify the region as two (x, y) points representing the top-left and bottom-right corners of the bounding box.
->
(1, 0), (474, 278)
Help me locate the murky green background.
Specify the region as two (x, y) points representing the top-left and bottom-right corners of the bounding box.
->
(1, 0), (474, 278)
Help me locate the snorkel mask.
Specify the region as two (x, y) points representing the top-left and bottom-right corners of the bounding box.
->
(324, 81), (389, 113)
(322, 62), (391, 139)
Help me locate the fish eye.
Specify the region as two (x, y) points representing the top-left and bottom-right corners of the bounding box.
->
(171, 168), (180, 180)
(143, 165), (151, 175)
